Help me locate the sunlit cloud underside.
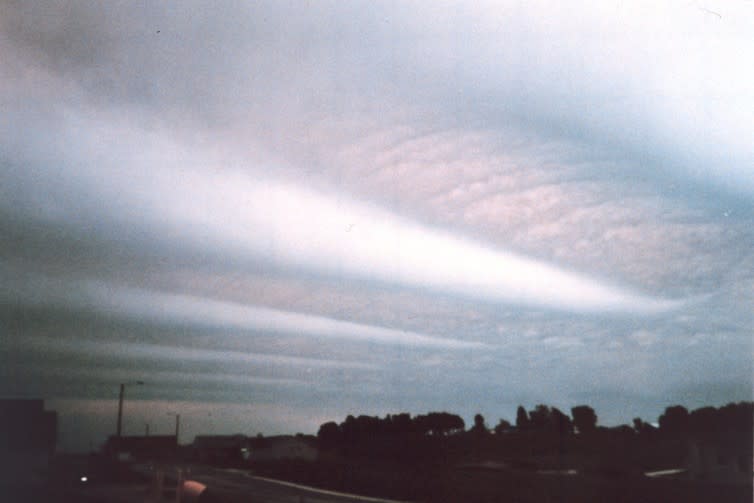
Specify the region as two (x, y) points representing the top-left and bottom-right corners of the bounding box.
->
(139, 169), (683, 314)
(28, 151), (683, 315)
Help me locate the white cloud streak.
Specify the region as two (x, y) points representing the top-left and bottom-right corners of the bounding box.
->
(1, 271), (485, 350)
(126, 166), (682, 313)
(1, 103), (683, 314)
(87, 283), (487, 350)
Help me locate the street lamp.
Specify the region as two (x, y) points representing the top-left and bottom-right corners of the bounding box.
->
(116, 381), (144, 438)
(167, 412), (181, 445)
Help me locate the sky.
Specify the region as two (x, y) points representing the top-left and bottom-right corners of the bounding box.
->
(1, 0), (752, 452)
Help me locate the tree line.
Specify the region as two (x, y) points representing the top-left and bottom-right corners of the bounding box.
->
(318, 411), (465, 447)
(317, 401), (752, 446)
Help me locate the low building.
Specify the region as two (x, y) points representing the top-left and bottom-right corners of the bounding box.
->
(103, 435), (177, 462)
(247, 435), (318, 463)
(192, 434), (249, 465)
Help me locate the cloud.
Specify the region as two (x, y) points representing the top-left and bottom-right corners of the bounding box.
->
(0, 0), (745, 313)
(398, 1), (754, 199)
(4, 0), (753, 194)
(2, 271), (485, 350)
(1, 0), (751, 452)
(10, 334), (378, 371)
(6, 363), (310, 392)
(152, 172), (680, 313)
(1, 117), (682, 315)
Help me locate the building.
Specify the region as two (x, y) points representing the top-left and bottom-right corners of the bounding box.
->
(190, 434), (319, 466)
(0, 399), (57, 454)
(246, 435), (318, 463)
(103, 435), (178, 462)
(192, 434), (249, 465)
(0, 399), (58, 486)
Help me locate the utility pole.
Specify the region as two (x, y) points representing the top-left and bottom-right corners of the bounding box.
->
(116, 384), (125, 438)
(168, 412), (181, 445)
(116, 381), (144, 438)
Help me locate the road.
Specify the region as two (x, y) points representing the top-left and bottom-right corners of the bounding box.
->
(137, 464), (407, 503)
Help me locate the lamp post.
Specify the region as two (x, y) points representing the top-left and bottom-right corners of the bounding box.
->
(167, 412), (181, 445)
(116, 381), (144, 438)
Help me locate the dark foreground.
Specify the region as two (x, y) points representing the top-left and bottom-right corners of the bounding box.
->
(252, 457), (752, 503)
(4, 452), (751, 503)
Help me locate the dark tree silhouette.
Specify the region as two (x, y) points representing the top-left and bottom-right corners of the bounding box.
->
(717, 402), (753, 432)
(470, 413), (488, 435)
(551, 407), (574, 435)
(571, 405), (598, 434)
(414, 412), (465, 436)
(632, 417), (656, 437)
(296, 404), (753, 502)
(432, 412), (465, 435)
(317, 421), (341, 447)
(688, 406), (717, 434)
(352, 415), (381, 437)
(526, 405), (573, 434)
(324, 411), (467, 444)
(607, 424), (635, 437)
(388, 413), (413, 435)
(340, 414), (359, 443)
(658, 405), (689, 434)
(528, 404), (551, 430)
(493, 418), (512, 435)
(515, 405), (530, 430)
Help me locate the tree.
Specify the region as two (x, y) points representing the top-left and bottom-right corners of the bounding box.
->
(494, 419), (512, 435)
(632, 417), (643, 433)
(470, 413), (488, 435)
(389, 413), (413, 435)
(551, 407), (574, 435)
(516, 405), (530, 430)
(526, 405), (573, 434)
(632, 417), (656, 438)
(415, 412), (465, 436)
(688, 406), (717, 434)
(340, 415), (357, 442)
(717, 402), (753, 432)
(317, 421), (341, 447)
(658, 405), (689, 434)
(571, 405), (597, 434)
(353, 415), (381, 437)
(528, 405), (551, 430)
(608, 424), (635, 437)
(442, 412), (466, 435)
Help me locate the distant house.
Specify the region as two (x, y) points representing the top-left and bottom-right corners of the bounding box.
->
(103, 435), (177, 462)
(192, 434), (249, 465)
(246, 435), (318, 463)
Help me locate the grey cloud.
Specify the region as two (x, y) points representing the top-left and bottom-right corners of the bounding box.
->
(6, 0), (752, 203)
(8, 334), (379, 373)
